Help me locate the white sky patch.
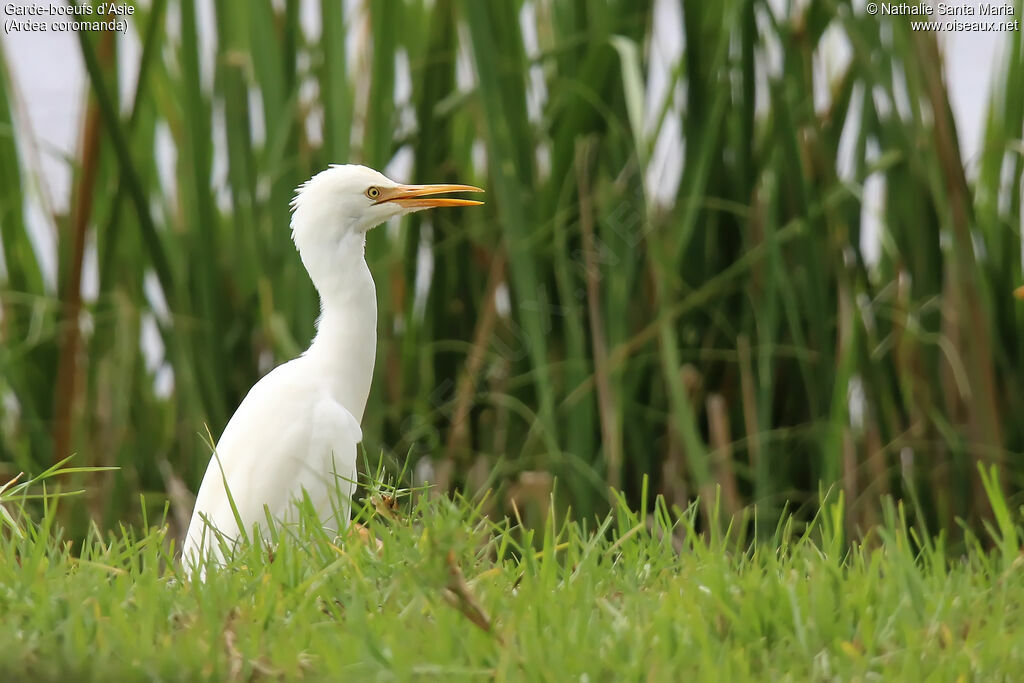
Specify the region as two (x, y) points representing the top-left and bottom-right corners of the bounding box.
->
(518, 2), (548, 125)
(211, 100), (232, 213)
(153, 363), (175, 398)
(248, 86), (267, 147)
(81, 233), (99, 303)
(414, 457), (436, 487)
(456, 23), (489, 181)
(835, 83), (886, 270)
(196, 0), (218, 93)
(813, 22), (852, 115)
(346, 1), (371, 152)
(456, 23), (476, 92)
(345, 0), (366, 81)
(939, 25), (1005, 176)
(519, 3), (552, 179)
(143, 270), (171, 323)
(299, 0), (321, 42)
(385, 145), (415, 184)
(140, 313), (168, 387)
(494, 281), (512, 318)
(154, 120), (178, 213)
(296, 48), (323, 147)
(535, 143), (551, 180)
(756, 4), (784, 101)
(1, 389), (21, 437)
(890, 63), (914, 124)
(860, 139), (886, 269)
(118, 16), (142, 115)
(77, 307), (94, 341)
(644, 0), (685, 207)
(258, 348), (275, 376)
(305, 97), (325, 149)
(140, 275), (175, 397)
(872, 83), (894, 122)
(847, 374), (865, 433)
(394, 49), (417, 137)
(471, 139), (487, 177)
(164, 0), (180, 44)
(2, 16), (82, 216)
(997, 150), (1015, 216)
(939, 226), (953, 252)
(749, 31), (769, 119)
(413, 222), (435, 320)
(836, 84), (864, 183)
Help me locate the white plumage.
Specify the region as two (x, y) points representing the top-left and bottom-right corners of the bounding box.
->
(181, 165), (482, 571)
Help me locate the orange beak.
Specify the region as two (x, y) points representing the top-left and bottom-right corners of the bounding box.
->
(1015, 285), (1024, 300)
(374, 183), (484, 209)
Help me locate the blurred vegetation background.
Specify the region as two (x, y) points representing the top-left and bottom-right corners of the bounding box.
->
(0, 0), (1021, 544)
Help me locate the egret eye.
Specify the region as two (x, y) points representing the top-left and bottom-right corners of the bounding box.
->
(366, 186), (382, 200)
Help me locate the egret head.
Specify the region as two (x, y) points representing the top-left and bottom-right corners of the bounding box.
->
(290, 164), (482, 247)
(289, 165), (482, 296)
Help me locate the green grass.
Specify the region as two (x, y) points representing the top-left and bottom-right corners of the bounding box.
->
(2, 466), (1023, 681)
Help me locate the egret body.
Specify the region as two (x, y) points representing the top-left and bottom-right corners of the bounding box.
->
(182, 165), (482, 570)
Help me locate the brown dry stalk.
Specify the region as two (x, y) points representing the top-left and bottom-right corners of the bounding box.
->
(575, 139), (622, 490)
(444, 248), (506, 458)
(346, 522), (384, 552)
(706, 394), (741, 518)
(912, 33), (1005, 521)
(441, 550), (501, 643)
(53, 33), (113, 464)
(222, 608), (278, 680)
(736, 335), (760, 475)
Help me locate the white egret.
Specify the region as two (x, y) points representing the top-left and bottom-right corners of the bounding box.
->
(182, 164), (483, 571)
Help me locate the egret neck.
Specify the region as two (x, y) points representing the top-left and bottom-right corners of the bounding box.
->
(301, 230), (377, 423)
